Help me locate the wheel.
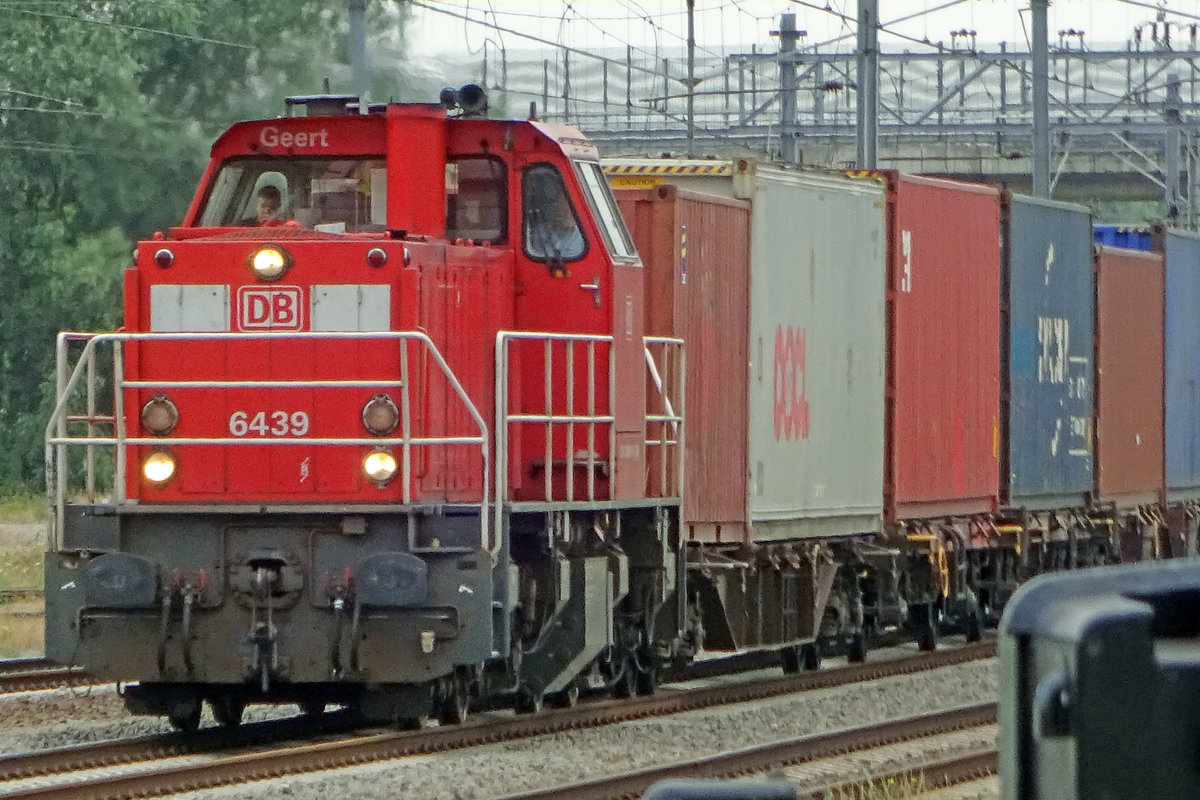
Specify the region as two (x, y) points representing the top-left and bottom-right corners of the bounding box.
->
(964, 609), (983, 642)
(514, 684), (544, 714)
(915, 606), (940, 651)
(801, 642), (822, 671)
(964, 598), (984, 642)
(546, 680), (580, 709)
(846, 629), (868, 663)
(780, 645), (801, 674)
(210, 696), (245, 728)
(298, 700), (326, 717)
(612, 659), (637, 699)
(438, 678), (472, 724)
(168, 697), (202, 733)
(635, 661), (659, 696)
(396, 714), (426, 731)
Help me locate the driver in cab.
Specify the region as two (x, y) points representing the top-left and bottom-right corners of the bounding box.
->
(254, 185), (282, 226)
(529, 185), (584, 260)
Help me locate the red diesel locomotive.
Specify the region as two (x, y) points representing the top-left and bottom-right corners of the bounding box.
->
(44, 87), (690, 729)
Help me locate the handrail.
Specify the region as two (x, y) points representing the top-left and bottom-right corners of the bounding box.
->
(45, 330), (489, 554)
(644, 336), (686, 500)
(492, 331), (686, 550)
(494, 331), (616, 553)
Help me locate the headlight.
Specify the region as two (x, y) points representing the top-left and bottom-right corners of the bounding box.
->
(362, 394), (399, 436)
(363, 449), (398, 485)
(248, 245), (292, 281)
(142, 450), (177, 485)
(140, 393), (179, 436)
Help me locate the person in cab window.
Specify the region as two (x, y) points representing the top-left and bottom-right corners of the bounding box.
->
(255, 185), (282, 226)
(531, 187), (584, 260)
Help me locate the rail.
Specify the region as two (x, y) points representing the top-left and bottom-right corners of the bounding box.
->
(45, 331), (489, 552)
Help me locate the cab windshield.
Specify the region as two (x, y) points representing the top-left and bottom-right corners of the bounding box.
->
(196, 157), (387, 232)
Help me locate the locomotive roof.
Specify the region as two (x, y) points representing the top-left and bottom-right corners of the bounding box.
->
(208, 104), (599, 162)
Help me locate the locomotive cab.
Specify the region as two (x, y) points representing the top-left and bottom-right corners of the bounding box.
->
(43, 87), (683, 729)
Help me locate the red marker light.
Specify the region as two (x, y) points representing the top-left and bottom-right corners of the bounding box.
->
(366, 248), (387, 268)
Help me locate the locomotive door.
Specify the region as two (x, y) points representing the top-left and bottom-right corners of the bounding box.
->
(512, 161), (614, 502)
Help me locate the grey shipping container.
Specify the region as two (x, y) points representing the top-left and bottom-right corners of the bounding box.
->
(1159, 227), (1200, 501)
(608, 160), (887, 541)
(1002, 194), (1094, 510)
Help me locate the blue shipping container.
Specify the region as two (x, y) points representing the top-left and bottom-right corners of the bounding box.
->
(1164, 228), (1200, 500)
(1093, 224), (1153, 251)
(1005, 196), (1095, 509)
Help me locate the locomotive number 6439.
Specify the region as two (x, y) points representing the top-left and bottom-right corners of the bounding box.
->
(228, 410), (310, 437)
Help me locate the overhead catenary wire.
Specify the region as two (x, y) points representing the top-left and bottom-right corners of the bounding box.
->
(0, 87), (94, 109)
(0, 138), (183, 161)
(408, 0), (670, 81)
(1115, 0), (1200, 24)
(0, 5), (254, 48)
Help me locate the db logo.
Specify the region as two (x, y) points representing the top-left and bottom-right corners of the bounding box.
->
(773, 325), (810, 442)
(237, 286), (303, 331)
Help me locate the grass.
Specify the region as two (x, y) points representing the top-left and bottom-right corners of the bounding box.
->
(0, 491), (47, 657)
(825, 773), (930, 799)
(0, 545), (46, 657)
(0, 490), (46, 524)
(0, 607), (43, 658)
(0, 546), (45, 591)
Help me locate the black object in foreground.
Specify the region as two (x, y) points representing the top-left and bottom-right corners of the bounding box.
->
(999, 559), (1200, 800)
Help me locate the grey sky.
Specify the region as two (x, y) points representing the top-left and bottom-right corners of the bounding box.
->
(406, 0), (1198, 60)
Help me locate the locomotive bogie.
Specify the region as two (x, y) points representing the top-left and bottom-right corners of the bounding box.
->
(497, 505), (679, 706)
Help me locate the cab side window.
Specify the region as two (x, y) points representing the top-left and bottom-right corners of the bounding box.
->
(523, 164), (586, 263)
(446, 156), (507, 244)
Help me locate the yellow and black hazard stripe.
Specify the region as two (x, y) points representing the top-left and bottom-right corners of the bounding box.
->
(602, 163), (733, 176)
(604, 162), (734, 189)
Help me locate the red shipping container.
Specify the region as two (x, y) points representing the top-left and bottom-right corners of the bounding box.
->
(617, 185), (752, 540)
(1094, 245), (1164, 506)
(885, 173), (1002, 520)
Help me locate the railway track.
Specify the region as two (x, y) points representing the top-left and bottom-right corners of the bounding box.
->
(0, 590), (42, 607)
(0, 658), (87, 694)
(0, 639), (995, 800)
(0, 589), (84, 693)
(491, 703), (997, 800)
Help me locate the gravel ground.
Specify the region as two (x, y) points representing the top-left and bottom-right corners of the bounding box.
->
(145, 658), (999, 800)
(922, 777), (1000, 800)
(0, 685), (182, 755)
(0, 684), (299, 755)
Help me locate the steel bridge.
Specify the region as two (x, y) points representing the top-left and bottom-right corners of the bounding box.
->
(479, 14), (1200, 226)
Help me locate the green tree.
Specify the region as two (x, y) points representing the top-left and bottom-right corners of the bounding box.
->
(0, 2), (361, 492)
